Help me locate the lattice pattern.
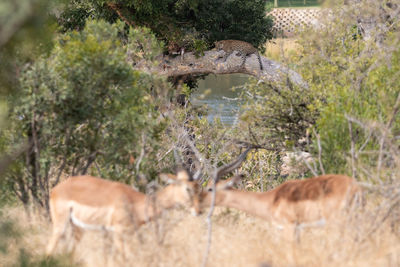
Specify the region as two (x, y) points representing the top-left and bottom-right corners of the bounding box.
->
(268, 8), (322, 37)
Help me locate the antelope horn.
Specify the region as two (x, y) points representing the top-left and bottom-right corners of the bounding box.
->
(214, 147), (253, 182)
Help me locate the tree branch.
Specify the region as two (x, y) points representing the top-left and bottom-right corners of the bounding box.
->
(377, 92), (400, 174)
(106, 3), (135, 27)
(201, 180), (216, 267)
(81, 151), (98, 175)
(134, 50), (308, 88)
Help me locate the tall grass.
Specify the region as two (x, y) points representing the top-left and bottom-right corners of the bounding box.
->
(0, 207), (74, 266)
(2, 201), (399, 267)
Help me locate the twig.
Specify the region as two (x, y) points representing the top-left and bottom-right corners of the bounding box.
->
(53, 157), (67, 187)
(183, 131), (207, 167)
(377, 92), (400, 174)
(94, 160), (103, 177)
(201, 146), (257, 266)
(158, 147), (174, 162)
(81, 151), (98, 175)
(347, 118), (357, 178)
(53, 128), (71, 187)
(31, 113), (42, 206)
(313, 128), (325, 175)
(135, 133), (146, 176)
(173, 148), (183, 167)
(361, 193), (400, 243)
(294, 147), (318, 177)
(358, 128), (372, 153)
(201, 178), (217, 267)
(71, 157), (79, 176)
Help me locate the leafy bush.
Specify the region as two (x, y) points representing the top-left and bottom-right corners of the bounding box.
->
(238, 0), (400, 178)
(239, 79), (318, 151)
(296, 0), (400, 175)
(2, 20), (171, 209)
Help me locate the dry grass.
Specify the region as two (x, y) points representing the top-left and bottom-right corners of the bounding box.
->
(0, 206), (57, 266)
(2, 203), (400, 267)
(264, 38), (301, 62)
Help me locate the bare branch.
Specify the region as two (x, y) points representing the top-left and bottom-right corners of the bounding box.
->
(180, 129), (211, 181)
(201, 181), (216, 267)
(53, 128), (72, 187)
(30, 113), (41, 204)
(358, 127), (372, 153)
(173, 148), (183, 167)
(53, 158), (67, 188)
(81, 151), (98, 175)
(294, 146), (318, 177)
(182, 131), (206, 166)
(158, 147), (174, 163)
(377, 92), (400, 173)
(312, 128), (325, 175)
(361, 193), (400, 242)
(135, 133), (146, 176)
(94, 160), (103, 177)
(347, 118), (357, 178)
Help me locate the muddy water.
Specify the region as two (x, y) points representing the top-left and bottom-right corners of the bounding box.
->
(190, 74), (251, 125)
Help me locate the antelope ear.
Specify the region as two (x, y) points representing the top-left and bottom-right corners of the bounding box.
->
(176, 169), (191, 181)
(159, 173), (178, 184)
(219, 175), (244, 190)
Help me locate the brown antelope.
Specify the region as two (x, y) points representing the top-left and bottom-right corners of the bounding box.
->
(201, 174), (361, 236)
(46, 169), (201, 255)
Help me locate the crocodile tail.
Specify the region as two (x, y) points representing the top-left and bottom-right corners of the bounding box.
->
(257, 52), (263, 70)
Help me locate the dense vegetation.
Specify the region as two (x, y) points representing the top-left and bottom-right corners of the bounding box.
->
(1, 0), (400, 265)
(239, 0), (400, 178)
(58, 0), (274, 52)
(2, 21), (171, 211)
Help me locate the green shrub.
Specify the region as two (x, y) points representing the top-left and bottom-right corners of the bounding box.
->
(295, 0), (400, 176)
(2, 20), (171, 208)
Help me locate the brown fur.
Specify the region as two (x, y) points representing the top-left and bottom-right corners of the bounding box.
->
(273, 175), (347, 203)
(46, 171), (201, 255)
(200, 174), (361, 225)
(215, 40), (264, 70)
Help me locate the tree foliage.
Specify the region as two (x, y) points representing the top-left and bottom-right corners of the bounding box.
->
(191, 0), (273, 49)
(239, 79), (317, 151)
(57, 0), (274, 52)
(296, 0), (400, 175)
(2, 20), (171, 209)
(239, 0), (400, 178)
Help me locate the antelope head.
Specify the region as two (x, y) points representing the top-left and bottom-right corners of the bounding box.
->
(159, 168), (202, 216)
